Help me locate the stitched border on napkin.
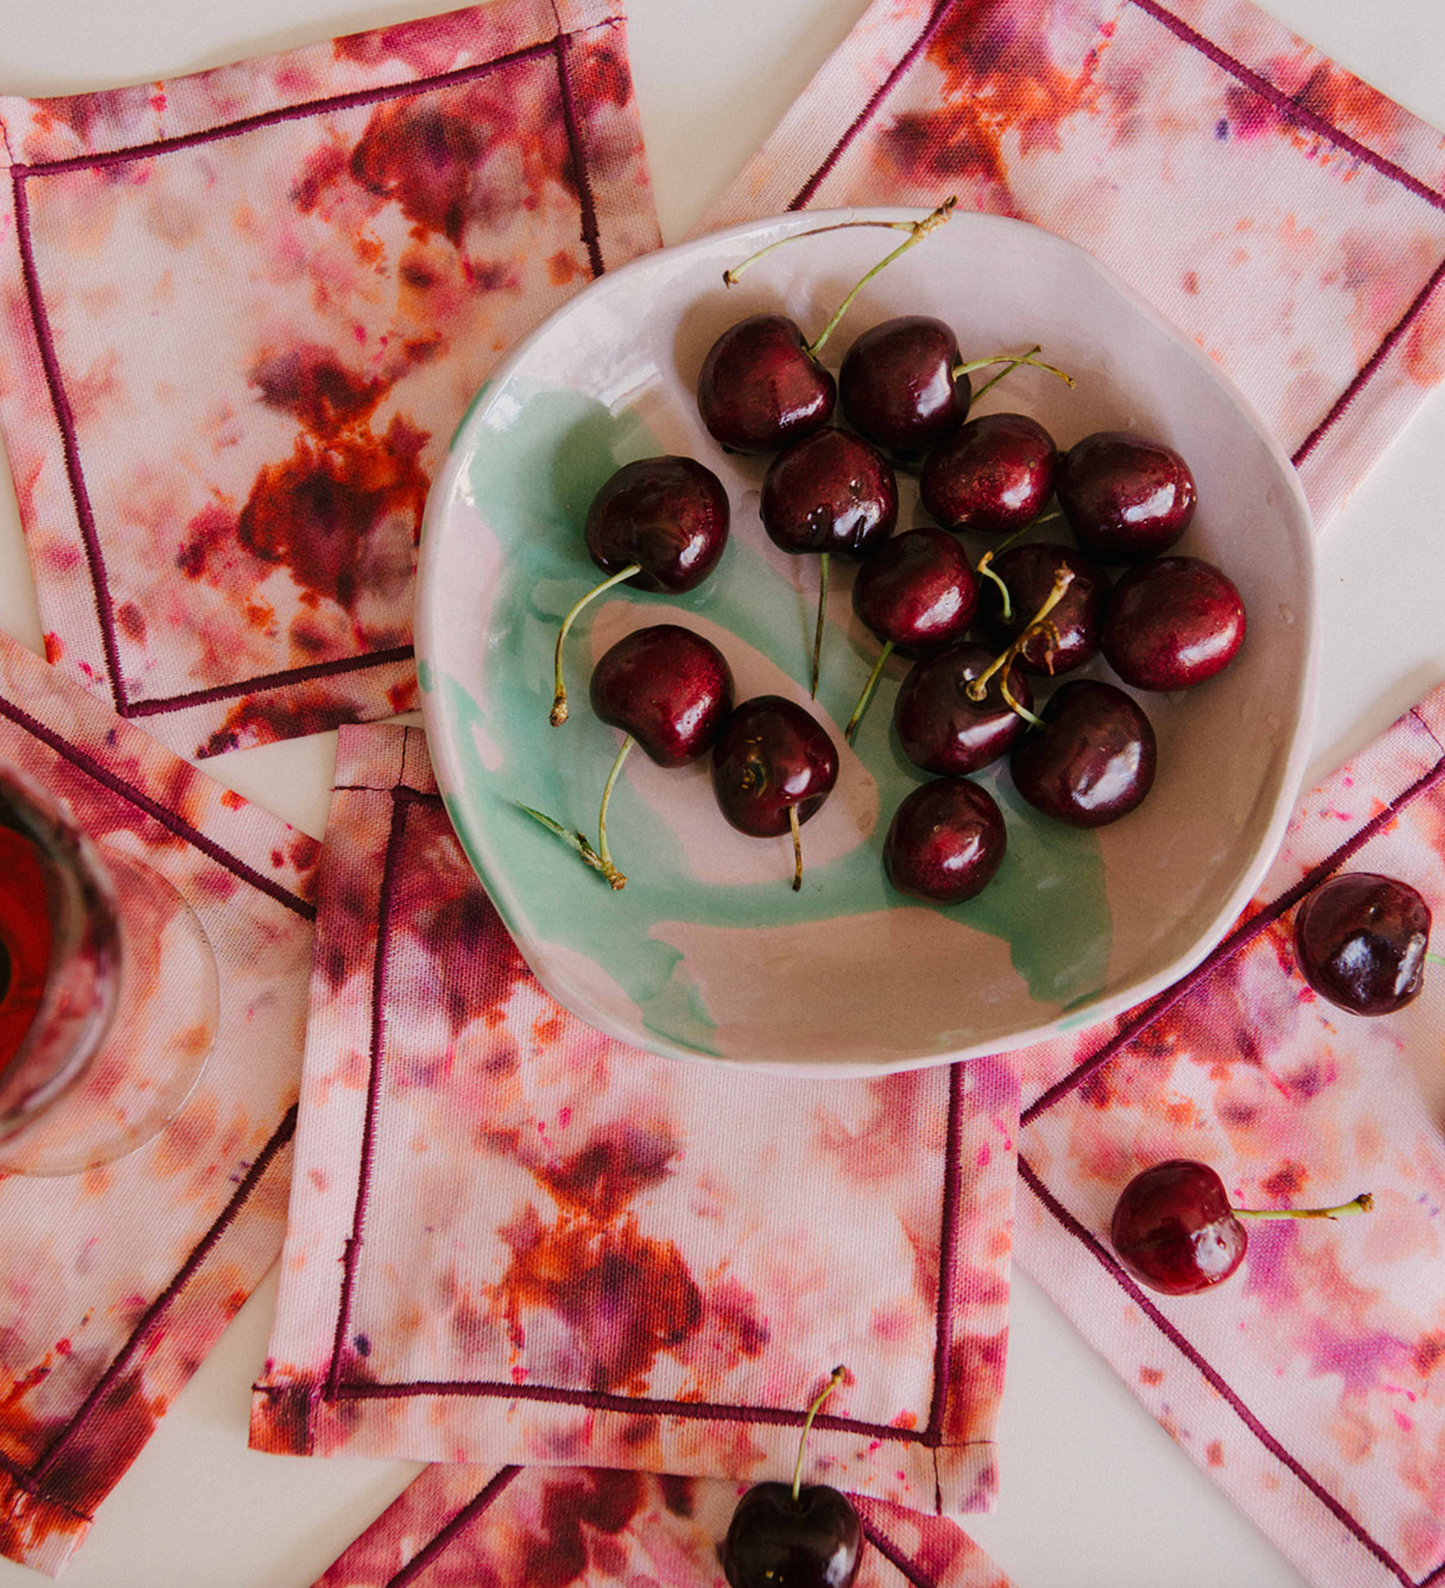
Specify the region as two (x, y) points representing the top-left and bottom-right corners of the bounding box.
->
(0, 0), (659, 759)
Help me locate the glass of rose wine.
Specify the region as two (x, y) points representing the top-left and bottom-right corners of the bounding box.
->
(0, 763), (219, 1177)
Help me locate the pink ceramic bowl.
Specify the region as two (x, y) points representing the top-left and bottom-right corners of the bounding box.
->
(417, 209), (1318, 1075)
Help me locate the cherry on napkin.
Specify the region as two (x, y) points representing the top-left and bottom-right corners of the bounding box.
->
(700, 0), (1445, 525)
(1009, 683), (1445, 1588)
(250, 723), (1020, 1519)
(0, 0), (658, 760)
(307, 1461), (1016, 1587)
(0, 631), (318, 1577)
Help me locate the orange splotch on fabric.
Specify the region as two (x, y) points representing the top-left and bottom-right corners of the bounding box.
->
(1403, 279), (1445, 387)
(940, 1328), (1008, 1441)
(814, 1069), (938, 1185)
(199, 684), (372, 757)
(879, 0), (1104, 202)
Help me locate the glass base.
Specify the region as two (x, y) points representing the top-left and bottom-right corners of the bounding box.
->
(0, 848), (220, 1177)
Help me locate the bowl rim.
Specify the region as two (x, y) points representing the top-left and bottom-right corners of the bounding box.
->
(416, 206), (1319, 1076)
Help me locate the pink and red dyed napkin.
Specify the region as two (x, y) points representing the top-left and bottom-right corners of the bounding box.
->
(308, 1461), (1017, 1587)
(251, 723), (1021, 1520)
(0, 631), (317, 1577)
(1008, 683), (1445, 1588)
(703, 0), (1445, 527)
(0, 0), (658, 760)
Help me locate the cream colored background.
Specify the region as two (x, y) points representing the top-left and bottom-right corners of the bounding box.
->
(0, 0), (1443, 1583)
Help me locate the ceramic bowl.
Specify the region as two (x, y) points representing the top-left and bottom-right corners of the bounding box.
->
(416, 208), (1317, 1075)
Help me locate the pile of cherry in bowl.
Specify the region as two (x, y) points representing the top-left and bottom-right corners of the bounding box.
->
(540, 208), (1247, 902)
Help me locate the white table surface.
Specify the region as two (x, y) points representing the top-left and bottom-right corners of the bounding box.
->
(1, 0), (1444, 1584)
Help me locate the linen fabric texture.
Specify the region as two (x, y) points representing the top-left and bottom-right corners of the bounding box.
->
(0, 632), (318, 1576)
(701, 0), (1445, 526)
(251, 724), (1022, 1519)
(0, 0), (659, 759)
(307, 1460), (1017, 1587)
(1011, 682), (1445, 1588)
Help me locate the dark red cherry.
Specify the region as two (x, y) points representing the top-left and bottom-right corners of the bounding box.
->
(551, 457), (730, 725)
(723, 1481), (862, 1588)
(711, 696), (839, 889)
(838, 316), (969, 452)
(1110, 1160), (1247, 1295)
(761, 428), (898, 559)
(1100, 556), (1245, 691)
(920, 412), (1057, 535)
(1110, 1159), (1374, 1296)
(883, 777), (1006, 904)
(697, 313), (836, 454)
(1293, 872), (1431, 1016)
(1057, 431), (1197, 564)
(893, 641), (1031, 776)
(978, 543), (1111, 677)
(584, 456), (730, 591)
(851, 527), (977, 656)
(1009, 679), (1156, 827)
(588, 625), (734, 768)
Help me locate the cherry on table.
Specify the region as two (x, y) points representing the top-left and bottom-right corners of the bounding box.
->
(846, 526), (978, 743)
(893, 640), (1031, 776)
(761, 427), (898, 695)
(977, 542), (1111, 677)
(1099, 555), (1245, 691)
(1293, 872), (1431, 1016)
(711, 695), (839, 891)
(722, 1366), (862, 1588)
(1009, 678), (1156, 828)
(550, 456), (729, 726)
(524, 624), (733, 890)
(883, 777), (1007, 904)
(920, 411), (1058, 535)
(1110, 1159), (1373, 1296)
(1056, 430), (1197, 564)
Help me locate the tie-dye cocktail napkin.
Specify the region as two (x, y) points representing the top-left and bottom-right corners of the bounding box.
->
(250, 723), (1021, 1518)
(307, 1461), (1016, 1587)
(0, 631), (317, 1576)
(701, 0), (1445, 525)
(0, 0), (659, 761)
(1009, 682), (1445, 1588)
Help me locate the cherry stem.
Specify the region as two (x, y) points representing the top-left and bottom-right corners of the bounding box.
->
(1427, 952), (1445, 967)
(959, 346), (1075, 404)
(550, 563), (641, 726)
(845, 639), (896, 743)
(974, 516), (1052, 623)
(1233, 1192), (1373, 1221)
(723, 219), (933, 287)
(805, 197), (957, 357)
(515, 802), (611, 881)
(965, 568), (1074, 723)
(791, 1366), (846, 1501)
(595, 735), (634, 891)
(788, 804), (805, 892)
(810, 553), (830, 698)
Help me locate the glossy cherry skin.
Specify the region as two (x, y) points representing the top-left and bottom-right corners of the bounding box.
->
(1056, 431), (1197, 564)
(588, 625), (734, 768)
(1110, 1159), (1248, 1295)
(1293, 872), (1431, 1016)
(883, 777), (1007, 904)
(722, 1482), (862, 1588)
(711, 696), (839, 837)
(1009, 679), (1156, 828)
(920, 412), (1058, 535)
(851, 527), (977, 656)
(893, 641), (1031, 776)
(585, 456), (729, 590)
(698, 314), (836, 454)
(838, 316), (969, 452)
(761, 428), (898, 558)
(978, 543), (1112, 676)
(1100, 556), (1245, 690)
